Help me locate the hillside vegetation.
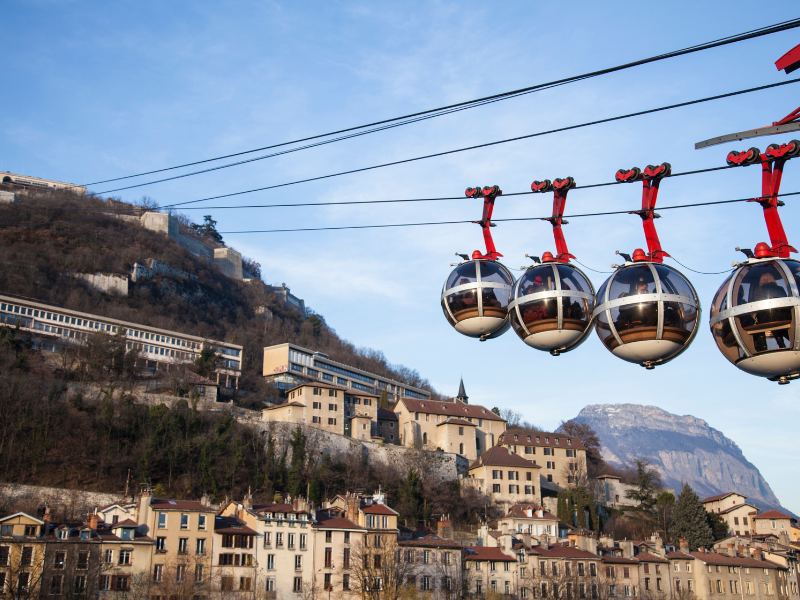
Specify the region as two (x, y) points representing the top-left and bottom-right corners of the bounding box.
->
(0, 185), (439, 397)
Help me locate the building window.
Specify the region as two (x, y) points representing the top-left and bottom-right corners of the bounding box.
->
(158, 513), (167, 528)
(153, 565), (163, 582)
(295, 555), (302, 570)
(178, 538), (188, 553)
(119, 550), (131, 566)
(493, 484), (501, 493)
(180, 514), (189, 529)
(294, 577), (303, 593)
(20, 546), (33, 567)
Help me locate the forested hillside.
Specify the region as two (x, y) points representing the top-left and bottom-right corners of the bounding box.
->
(0, 185), (439, 396)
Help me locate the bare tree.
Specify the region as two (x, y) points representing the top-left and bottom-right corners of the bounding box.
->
(0, 542), (47, 600)
(149, 554), (213, 600)
(349, 537), (416, 600)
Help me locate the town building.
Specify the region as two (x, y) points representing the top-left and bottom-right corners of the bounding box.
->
(0, 293), (243, 388)
(753, 511), (799, 542)
(134, 493), (216, 594)
(1, 172), (87, 195)
(701, 492), (760, 537)
(263, 382), (348, 435)
(376, 408), (400, 444)
(211, 515), (258, 596)
(465, 448), (543, 508)
(497, 428), (587, 491)
(262, 342), (431, 401)
(0, 512), (48, 599)
(394, 390), (505, 459)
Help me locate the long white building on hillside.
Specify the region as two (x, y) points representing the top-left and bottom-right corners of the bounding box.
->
(0, 293), (242, 388)
(262, 342), (430, 401)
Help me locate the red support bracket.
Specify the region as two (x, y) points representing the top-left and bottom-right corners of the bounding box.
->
(726, 142), (800, 258)
(465, 185), (503, 260)
(615, 163), (671, 263)
(530, 177), (576, 263)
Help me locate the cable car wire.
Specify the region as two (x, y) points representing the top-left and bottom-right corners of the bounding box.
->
(666, 256), (734, 275)
(571, 260), (614, 274)
(69, 17), (800, 190)
(152, 78), (800, 209)
(16, 163), (743, 211)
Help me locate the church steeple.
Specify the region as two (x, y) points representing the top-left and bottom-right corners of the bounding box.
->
(456, 377), (468, 404)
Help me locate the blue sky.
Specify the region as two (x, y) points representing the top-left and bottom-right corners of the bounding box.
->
(3, 1), (800, 510)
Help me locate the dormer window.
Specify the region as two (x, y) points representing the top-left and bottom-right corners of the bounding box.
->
(514, 435), (518, 441)
(555, 438), (559, 444)
(80, 531), (90, 540)
(527, 436), (531, 442)
(58, 529), (69, 540)
(545, 437), (549, 443)
(567, 439), (572, 445)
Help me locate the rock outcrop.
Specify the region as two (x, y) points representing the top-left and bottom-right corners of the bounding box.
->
(570, 404), (789, 514)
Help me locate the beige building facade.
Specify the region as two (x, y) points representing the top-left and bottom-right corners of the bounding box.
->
(466, 447), (543, 508)
(395, 397), (506, 457)
(498, 427), (587, 491)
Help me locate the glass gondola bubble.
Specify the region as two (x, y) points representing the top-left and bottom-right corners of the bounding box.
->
(441, 185), (514, 340)
(592, 164), (701, 368)
(709, 142), (800, 383)
(508, 177), (596, 355)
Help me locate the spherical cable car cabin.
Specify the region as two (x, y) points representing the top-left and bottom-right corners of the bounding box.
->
(709, 142), (800, 383)
(592, 164), (701, 368)
(441, 186), (515, 340)
(508, 177), (596, 355)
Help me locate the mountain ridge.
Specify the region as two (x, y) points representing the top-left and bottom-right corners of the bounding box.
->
(571, 403), (792, 516)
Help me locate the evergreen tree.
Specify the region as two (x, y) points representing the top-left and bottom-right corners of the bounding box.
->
(670, 483), (714, 550)
(379, 390), (389, 409)
(589, 500), (600, 532)
(706, 510), (730, 541)
(624, 458), (662, 511)
(557, 493), (568, 523)
(287, 426), (306, 498)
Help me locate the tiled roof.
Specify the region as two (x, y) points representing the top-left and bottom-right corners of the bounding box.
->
(464, 546), (517, 562)
(377, 408), (398, 421)
(718, 503), (759, 515)
(214, 516), (257, 535)
(314, 514), (365, 530)
(753, 510), (796, 521)
(469, 446), (540, 470)
(602, 556), (639, 564)
(109, 519), (138, 529)
(666, 551), (695, 560)
(437, 417), (476, 427)
(636, 552), (669, 563)
(498, 427), (586, 450)
(504, 503), (557, 521)
(690, 552), (783, 569)
(263, 401), (306, 411)
(399, 397), (504, 422)
(362, 504), (398, 516)
(701, 492), (744, 504)
(150, 499), (211, 511)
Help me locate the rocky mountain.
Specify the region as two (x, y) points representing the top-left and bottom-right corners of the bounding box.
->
(571, 404), (790, 515)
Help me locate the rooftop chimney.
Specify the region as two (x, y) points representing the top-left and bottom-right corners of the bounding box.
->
(438, 518), (453, 540)
(679, 539), (689, 553)
(88, 514), (100, 530)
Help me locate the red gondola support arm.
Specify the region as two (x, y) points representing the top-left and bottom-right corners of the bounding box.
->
(615, 163), (671, 263)
(727, 142), (799, 258)
(530, 177), (576, 263)
(465, 185), (503, 260)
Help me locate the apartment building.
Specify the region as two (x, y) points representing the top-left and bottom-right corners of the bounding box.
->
(0, 513), (47, 599)
(211, 516), (258, 597)
(41, 516), (153, 597)
(493, 503), (560, 541)
(0, 293), (242, 388)
(464, 546), (518, 598)
(498, 428), (587, 490)
(701, 492), (760, 537)
(668, 549), (789, 600)
(134, 494), (216, 592)
(263, 382), (346, 435)
(397, 536), (464, 596)
(753, 511), (798, 540)
(395, 396), (506, 459)
(262, 343), (430, 402)
(465, 447), (543, 507)
(218, 499), (317, 599)
(1, 172), (86, 195)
